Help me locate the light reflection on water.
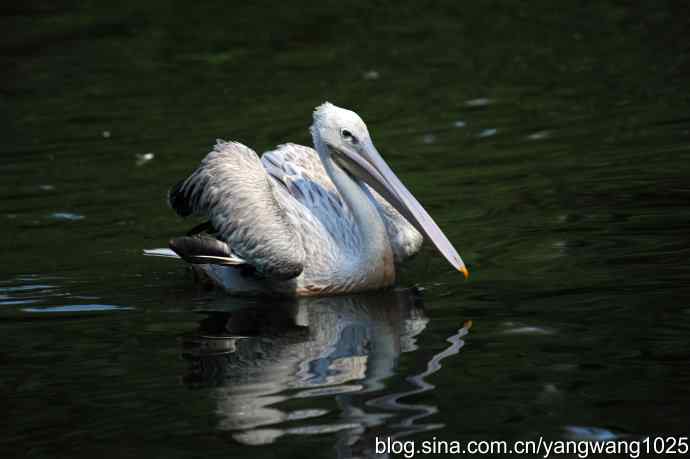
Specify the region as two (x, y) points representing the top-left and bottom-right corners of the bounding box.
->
(181, 289), (469, 454)
(22, 304), (131, 313)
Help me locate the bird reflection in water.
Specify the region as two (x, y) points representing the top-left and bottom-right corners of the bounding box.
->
(181, 288), (470, 457)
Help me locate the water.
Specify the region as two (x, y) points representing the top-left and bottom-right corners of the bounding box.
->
(3, 1), (690, 457)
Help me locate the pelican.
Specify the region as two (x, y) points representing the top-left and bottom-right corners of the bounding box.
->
(152, 102), (467, 296)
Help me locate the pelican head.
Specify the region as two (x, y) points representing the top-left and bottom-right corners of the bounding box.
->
(310, 102), (469, 279)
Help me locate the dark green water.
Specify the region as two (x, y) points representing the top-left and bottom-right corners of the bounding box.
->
(3, 1), (690, 457)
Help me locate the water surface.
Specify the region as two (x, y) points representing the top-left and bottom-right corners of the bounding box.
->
(2, 1), (690, 458)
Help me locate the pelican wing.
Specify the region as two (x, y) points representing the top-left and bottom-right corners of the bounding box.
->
(262, 143), (338, 195)
(262, 143), (421, 263)
(261, 143), (358, 244)
(169, 140), (305, 280)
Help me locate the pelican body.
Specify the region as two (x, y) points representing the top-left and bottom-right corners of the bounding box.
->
(158, 103), (467, 296)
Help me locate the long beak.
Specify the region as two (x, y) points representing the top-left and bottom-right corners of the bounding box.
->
(332, 140), (469, 279)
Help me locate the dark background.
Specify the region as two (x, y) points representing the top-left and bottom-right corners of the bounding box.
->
(2, 1), (690, 458)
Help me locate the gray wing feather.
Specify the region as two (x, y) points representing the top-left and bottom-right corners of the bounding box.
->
(262, 143), (422, 263)
(262, 143), (338, 194)
(170, 140), (305, 279)
(262, 143), (360, 250)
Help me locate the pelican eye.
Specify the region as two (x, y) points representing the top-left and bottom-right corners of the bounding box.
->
(341, 129), (358, 144)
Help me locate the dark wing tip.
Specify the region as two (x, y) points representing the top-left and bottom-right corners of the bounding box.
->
(169, 236), (242, 266)
(168, 180), (193, 217)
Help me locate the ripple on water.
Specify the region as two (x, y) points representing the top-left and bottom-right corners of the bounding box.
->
(0, 284), (56, 293)
(295, 384), (364, 398)
(362, 70), (380, 80)
(527, 130), (551, 140)
(563, 426), (620, 440)
(233, 429), (285, 446)
(0, 298), (39, 306)
(135, 152), (154, 166)
(501, 322), (556, 335)
(422, 133), (436, 144)
(0, 282), (59, 307)
(21, 304), (132, 313)
(232, 422), (363, 446)
(464, 97), (492, 107)
(286, 409), (330, 421)
(477, 128), (498, 138)
(49, 212), (85, 221)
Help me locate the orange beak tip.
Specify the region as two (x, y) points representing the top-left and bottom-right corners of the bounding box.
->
(459, 266), (469, 280)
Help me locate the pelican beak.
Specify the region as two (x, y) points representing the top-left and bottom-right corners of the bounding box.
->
(332, 140), (469, 278)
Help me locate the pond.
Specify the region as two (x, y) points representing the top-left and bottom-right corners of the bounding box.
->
(2, 1), (690, 458)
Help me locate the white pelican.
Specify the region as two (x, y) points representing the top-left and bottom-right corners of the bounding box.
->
(154, 102), (467, 296)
